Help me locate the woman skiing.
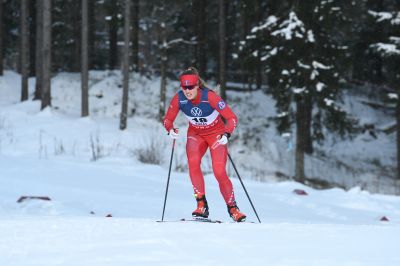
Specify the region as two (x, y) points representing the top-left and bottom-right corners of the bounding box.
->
(162, 67), (246, 222)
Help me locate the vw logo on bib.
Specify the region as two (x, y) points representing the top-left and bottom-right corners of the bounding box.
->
(190, 107), (203, 117)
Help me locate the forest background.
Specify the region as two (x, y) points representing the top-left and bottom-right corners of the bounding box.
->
(0, 0), (399, 194)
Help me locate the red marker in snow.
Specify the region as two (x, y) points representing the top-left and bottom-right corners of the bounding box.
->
(380, 216), (389, 222)
(293, 189), (308, 196)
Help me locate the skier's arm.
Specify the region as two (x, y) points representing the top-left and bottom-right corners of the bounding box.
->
(163, 94), (180, 132)
(208, 91), (238, 134)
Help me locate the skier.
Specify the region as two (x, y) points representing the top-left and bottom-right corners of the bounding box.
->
(162, 67), (246, 222)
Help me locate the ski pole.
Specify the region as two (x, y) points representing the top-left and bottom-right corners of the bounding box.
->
(228, 153), (262, 223)
(161, 139), (176, 221)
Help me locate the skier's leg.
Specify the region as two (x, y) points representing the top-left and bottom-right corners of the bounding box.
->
(209, 141), (236, 205)
(209, 136), (247, 222)
(187, 134), (209, 217)
(186, 134), (208, 197)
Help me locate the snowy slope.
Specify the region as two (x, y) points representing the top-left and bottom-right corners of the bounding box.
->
(0, 71), (399, 266)
(1, 154), (400, 266)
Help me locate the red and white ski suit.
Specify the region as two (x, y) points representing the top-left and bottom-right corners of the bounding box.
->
(163, 88), (238, 205)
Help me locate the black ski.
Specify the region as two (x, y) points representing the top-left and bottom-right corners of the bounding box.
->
(181, 218), (223, 223)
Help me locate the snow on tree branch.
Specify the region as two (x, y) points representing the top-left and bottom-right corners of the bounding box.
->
(388, 93), (398, 100)
(368, 11), (393, 22)
(368, 10), (400, 25)
(164, 38), (196, 49)
(271, 12), (307, 41)
(312, 61), (332, 70)
(370, 43), (400, 56)
(251, 16), (278, 33)
(292, 87), (306, 94)
(390, 36), (400, 44)
(316, 82), (326, 92)
(260, 47), (277, 61)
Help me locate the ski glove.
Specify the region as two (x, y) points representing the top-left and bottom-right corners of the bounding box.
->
(168, 128), (179, 139)
(212, 133), (230, 149)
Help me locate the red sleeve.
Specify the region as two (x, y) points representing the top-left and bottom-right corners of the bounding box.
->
(162, 93), (180, 132)
(208, 91), (238, 134)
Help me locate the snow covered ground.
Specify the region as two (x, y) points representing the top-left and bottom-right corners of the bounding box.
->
(0, 71), (399, 265)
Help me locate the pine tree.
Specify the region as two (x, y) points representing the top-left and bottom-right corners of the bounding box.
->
(243, 1), (357, 181)
(368, 6), (400, 179)
(145, 0), (197, 121)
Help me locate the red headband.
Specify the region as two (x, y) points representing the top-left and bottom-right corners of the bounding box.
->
(180, 74), (199, 88)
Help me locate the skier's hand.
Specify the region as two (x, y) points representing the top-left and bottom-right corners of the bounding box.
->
(212, 133), (230, 149)
(168, 128), (179, 139)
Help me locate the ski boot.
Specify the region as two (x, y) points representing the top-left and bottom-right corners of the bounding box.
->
(227, 204), (246, 222)
(192, 194), (209, 218)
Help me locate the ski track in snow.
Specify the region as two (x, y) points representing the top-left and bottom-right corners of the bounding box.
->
(1, 217), (399, 266)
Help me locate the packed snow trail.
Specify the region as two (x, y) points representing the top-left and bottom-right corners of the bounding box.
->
(1, 155), (400, 265)
(0, 216), (399, 266)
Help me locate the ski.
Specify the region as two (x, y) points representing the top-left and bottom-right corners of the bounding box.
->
(181, 218), (223, 223)
(157, 217), (222, 223)
(157, 217), (256, 223)
(184, 218), (256, 224)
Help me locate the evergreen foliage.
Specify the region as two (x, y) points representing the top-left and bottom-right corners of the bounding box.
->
(242, 1), (358, 141)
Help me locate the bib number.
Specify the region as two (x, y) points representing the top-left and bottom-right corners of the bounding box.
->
(192, 117), (208, 125)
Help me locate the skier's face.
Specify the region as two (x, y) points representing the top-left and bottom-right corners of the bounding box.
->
(182, 85), (198, 100)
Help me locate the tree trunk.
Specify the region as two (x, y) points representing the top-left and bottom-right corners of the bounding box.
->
(120, 0), (131, 130)
(29, 0), (36, 76)
(218, 0), (226, 100)
(34, 0), (42, 100)
(131, 0), (139, 72)
(295, 96), (306, 182)
(159, 46), (167, 122)
(397, 86), (400, 180)
(88, 0), (95, 69)
(370, 0), (384, 85)
(199, 0), (207, 78)
(240, 1), (250, 88)
(194, 0), (207, 78)
(72, 1), (81, 72)
(20, 0), (29, 101)
(41, 0), (51, 110)
(255, 0), (263, 90)
(304, 93), (313, 154)
(158, 2), (167, 122)
(295, 2), (313, 155)
(0, 0), (3, 76)
(108, 1), (118, 70)
(81, 0), (89, 117)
